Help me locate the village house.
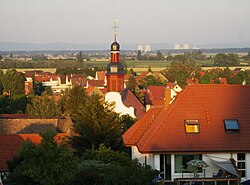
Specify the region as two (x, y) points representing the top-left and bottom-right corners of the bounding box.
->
(0, 114), (72, 178)
(123, 84), (250, 182)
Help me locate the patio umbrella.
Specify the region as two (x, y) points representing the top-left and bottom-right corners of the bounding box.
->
(187, 159), (209, 168)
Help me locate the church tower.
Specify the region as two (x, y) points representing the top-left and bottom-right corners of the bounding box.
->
(106, 23), (124, 92)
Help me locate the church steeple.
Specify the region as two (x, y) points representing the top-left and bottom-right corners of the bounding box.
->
(106, 20), (124, 92)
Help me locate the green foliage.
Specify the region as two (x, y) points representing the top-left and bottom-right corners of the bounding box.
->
(56, 67), (102, 77)
(72, 146), (157, 185)
(134, 85), (145, 105)
(82, 144), (131, 166)
(59, 85), (86, 116)
(191, 50), (206, 60)
(214, 53), (239, 66)
(161, 56), (201, 87)
(199, 74), (211, 84)
(120, 114), (136, 133)
(139, 75), (166, 88)
(231, 71), (249, 85)
(222, 66), (232, 83)
(0, 69), (25, 94)
(137, 50), (142, 60)
(77, 51), (83, 62)
(156, 50), (164, 60)
(0, 70), (3, 94)
(71, 93), (122, 154)
(126, 75), (136, 93)
(0, 95), (30, 114)
(148, 65), (153, 73)
(33, 82), (45, 96)
(26, 94), (60, 118)
(7, 131), (79, 185)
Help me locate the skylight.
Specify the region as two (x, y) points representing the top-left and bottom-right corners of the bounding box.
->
(185, 120), (199, 134)
(224, 119), (239, 132)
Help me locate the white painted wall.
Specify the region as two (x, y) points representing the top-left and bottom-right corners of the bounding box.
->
(131, 147), (250, 181)
(105, 92), (135, 118)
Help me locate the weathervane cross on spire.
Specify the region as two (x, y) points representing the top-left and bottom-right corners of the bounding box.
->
(112, 19), (119, 42)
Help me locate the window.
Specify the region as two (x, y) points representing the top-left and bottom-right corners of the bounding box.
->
(110, 66), (118, 73)
(237, 153), (246, 178)
(175, 154), (202, 173)
(224, 119), (239, 132)
(185, 120), (199, 133)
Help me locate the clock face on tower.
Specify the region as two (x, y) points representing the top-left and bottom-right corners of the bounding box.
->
(110, 66), (118, 73)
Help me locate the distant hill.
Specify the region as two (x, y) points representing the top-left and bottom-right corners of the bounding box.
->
(0, 41), (249, 51)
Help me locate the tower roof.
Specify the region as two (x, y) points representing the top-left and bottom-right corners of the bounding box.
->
(111, 41), (120, 51)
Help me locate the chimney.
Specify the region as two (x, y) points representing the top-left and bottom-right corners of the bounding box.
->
(164, 87), (172, 108)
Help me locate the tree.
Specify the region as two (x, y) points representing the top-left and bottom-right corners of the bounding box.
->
(33, 82), (47, 96)
(126, 75), (136, 93)
(77, 51), (83, 62)
(120, 114), (136, 133)
(222, 66), (232, 83)
(7, 131), (79, 185)
(71, 93), (122, 154)
(137, 50), (142, 60)
(26, 94), (60, 118)
(59, 85), (87, 116)
(0, 95), (30, 114)
(72, 145), (157, 185)
(134, 85), (145, 105)
(161, 58), (201, 88)
(0, 70), (3, 95)
(156, 50), (164, 60)
(148, 65), (153, 73)
(139, 75), (166, 88)
(1, 69), (25, 95)
(231, 71), (249, 85)
(214, 53), (239, 66)
(199, 74), (211, 84)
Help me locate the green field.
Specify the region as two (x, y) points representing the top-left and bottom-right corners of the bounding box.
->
(2, 58), (250, 74)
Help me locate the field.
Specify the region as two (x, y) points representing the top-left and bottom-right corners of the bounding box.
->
(2, 59), (250, 74)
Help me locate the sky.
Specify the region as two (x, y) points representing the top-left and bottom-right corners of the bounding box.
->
(0, 0), (250, 47)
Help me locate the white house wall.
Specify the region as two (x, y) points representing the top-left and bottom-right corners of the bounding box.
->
(105, 92), (135, 118)
(131, 148), (250, 181)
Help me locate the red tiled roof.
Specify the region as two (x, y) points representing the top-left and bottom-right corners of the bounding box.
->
(144, 86), (166, 106)
(210, 78), (228, 85)
(100, 88), (108, 94)
(124, 74), (130, 81)
(71, 76), (87, 87)
(123, 84), (250, 153)
(34, 75), (50, 82)
(135, 72), (152, 84)
(122, 89), (146, 119)
(0, 133), (68, 171)
(219, 78), (227, 84)
(85, 86), (95, 95)
(199, 71), (207, 77)
(88, 80), (104, 88)
(0, 114), (30, 119)
(95, 71), (106, 81)
(186, 78), (199, 85)
(122, 107), (162, 146)
(148, 86), (165, 100)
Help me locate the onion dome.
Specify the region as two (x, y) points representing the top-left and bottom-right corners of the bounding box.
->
(106, 62), (124, 75)
(111, 41), (120, 51)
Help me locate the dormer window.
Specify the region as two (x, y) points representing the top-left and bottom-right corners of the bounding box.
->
(185, 120), (199, 133)
(224, 119), (239, 132)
